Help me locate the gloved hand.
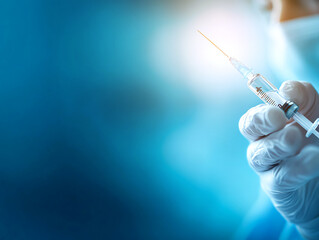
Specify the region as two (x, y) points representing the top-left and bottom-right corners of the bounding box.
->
(239, 81), (319, 240)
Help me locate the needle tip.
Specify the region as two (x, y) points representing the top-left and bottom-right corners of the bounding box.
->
(197, 30), (230, 59)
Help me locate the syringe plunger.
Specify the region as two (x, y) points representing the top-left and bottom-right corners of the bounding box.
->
(293, 112), (319, 138)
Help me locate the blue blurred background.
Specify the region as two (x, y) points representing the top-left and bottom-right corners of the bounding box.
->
(0, 0), (284, 239)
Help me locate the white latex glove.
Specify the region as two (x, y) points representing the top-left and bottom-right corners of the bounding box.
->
(239, 81), (319, 240)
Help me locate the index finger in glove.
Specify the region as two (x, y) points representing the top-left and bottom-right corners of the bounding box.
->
(239, 104), (287, 141)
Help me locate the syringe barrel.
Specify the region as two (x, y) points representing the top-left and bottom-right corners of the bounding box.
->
(247, 74), (299, 119)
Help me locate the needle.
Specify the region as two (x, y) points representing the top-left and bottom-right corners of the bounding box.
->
(197, 30), (230, 59)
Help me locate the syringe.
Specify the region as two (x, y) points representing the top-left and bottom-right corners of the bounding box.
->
(198, 30), (319, 139)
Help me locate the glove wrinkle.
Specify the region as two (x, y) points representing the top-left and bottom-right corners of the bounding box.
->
(247, 126), (303, 173)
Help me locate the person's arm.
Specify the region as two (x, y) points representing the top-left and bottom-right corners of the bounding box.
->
(239, 81), (319, 239)
(260, 0), (319, 22)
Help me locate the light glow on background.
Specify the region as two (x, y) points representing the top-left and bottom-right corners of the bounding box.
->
(150, 2), (270, 102)
(147, 1), (273, 228)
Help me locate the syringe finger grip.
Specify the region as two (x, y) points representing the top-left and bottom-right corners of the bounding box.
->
(306, 118), (319, 138)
